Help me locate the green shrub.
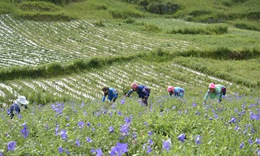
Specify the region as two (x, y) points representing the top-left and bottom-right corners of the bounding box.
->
(146, 1), (179, 14)
(233, 21), (260, 31)
(16, 11), (73, 21)
(18, 1), (61, 12)
(169, 25), (228, 35)
(94, 20), (105, 27)
(124, 17), (135, 24)
(142, 23), (161, 32)
(0, 1), (15, 14)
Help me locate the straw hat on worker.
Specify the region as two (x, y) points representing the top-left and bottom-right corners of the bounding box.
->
(15, 96), (29, 105)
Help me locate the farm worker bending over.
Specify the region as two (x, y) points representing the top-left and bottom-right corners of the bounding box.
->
(102, 87), (118, 103)
(167, 86), (185, 98)
(7, 96), (29, 119)
(204, 83), (226, 103)
(125, 82), (150, 106)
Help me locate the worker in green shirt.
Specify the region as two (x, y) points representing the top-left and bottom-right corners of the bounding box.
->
(204, 83), (226, 103)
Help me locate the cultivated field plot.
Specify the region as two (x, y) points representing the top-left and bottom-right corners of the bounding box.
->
(0, 14), (197, 68)
(0, 60), (240, 103)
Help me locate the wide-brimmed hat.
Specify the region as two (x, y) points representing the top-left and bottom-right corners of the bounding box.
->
(15, 96), (29, 105)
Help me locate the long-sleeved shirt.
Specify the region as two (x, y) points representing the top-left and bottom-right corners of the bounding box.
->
(102, 88), (118, 102)
(7, 103), (28, 119)
(204, 84), (226, 101)
(126, 85), (150, 98)
(169, 87), (185, 97)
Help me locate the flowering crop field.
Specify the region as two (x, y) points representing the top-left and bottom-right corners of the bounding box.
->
(0, 92), (259, 155)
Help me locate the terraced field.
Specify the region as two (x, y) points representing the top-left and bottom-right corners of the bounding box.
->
(0, 60), (240, 104)
(0, 14), (257, 104)
(0, 14), (197, 68)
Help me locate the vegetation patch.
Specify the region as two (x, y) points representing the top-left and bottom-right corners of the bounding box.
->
(17, 12), (74, 21)
(18, 1), (61, 12)
(110, 10), (143, 19)
(169, 25), (228, 35)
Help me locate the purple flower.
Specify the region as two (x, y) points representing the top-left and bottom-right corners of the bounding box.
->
(86, 137), (92, 143)
(148, 139), (154, 145)
(7, 141), (16, 151)
(81, 102), (85, 108)
(144, 122), (148, 126)
(250, 112), (259, 120)
(192, 102), (197, 107)
(60, 130), (67, 140)
(148, 131), (153, 136)
(248, 138), (253, 145)
(195, 135), (201, 144)
(65, 148), (70, 155)
(96, 148), (103, 156)
(20, 123), (30, 138)
(76, 139), (80, 147)
(235, 126), (239, 131)
(18, 114), (22, 119)
(162, 140), (171, 151)
(195, 111), (201, 116)
(133, 133), (137, 139)
(87, 122), (91, 127)
(124, 117), (131, 124)
(239, 142), (244, 149)
(121, 99), (125, 104)
(110, 142), (128, 156)
(58, 146), (63, 153)
(55, 125), (59, 136)
(78, 121), (84, 129)
(120, 124), (129, 136)
(214, 114), (218, 119)
(0, 152), (3, 156)
(90, 148), (95, 154)
(178, 134), (186, 142)
(109, 126), (114, 133)
(229, 117), (236, 123)
(118, 111), (122, 116)
(256, 138), (260, 145)
(147, 146), (152, 154)
(66, 116), (69, 121)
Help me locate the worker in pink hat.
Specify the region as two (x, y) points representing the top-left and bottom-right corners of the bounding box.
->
(167, 86), (185, 98)
(7, 96), (29, 119)
(204, 83), (226, 103)
(125, 82), (150, 106)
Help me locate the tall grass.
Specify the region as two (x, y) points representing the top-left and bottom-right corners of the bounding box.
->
(169, 25), (228, 35)
(0, 54), (142, 81)
(0, 1), (15, 14)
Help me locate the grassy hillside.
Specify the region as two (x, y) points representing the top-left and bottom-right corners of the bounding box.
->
(0, 0), (259, 104)
(1, 0), (259, 30)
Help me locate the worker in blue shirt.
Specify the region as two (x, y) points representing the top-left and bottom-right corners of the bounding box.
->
(102, 87), (118, 103)
(7, 96), (29, 119)
(167, 86), (185, 98)
(125, 82), (150, 106)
